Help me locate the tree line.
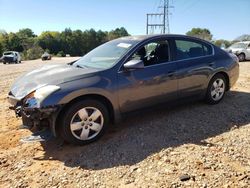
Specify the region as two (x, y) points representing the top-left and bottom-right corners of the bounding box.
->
(186, 28), (250, 48)
(1, 27), (249, 60)
(0, 27), (129, 60)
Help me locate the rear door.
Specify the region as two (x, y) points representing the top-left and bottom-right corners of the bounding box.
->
(173, 38), (214, 98)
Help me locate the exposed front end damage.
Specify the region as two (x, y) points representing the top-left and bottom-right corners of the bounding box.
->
(8, 93), (61, 136)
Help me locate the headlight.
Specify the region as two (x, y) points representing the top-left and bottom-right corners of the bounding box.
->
(24, 85), (60, 108)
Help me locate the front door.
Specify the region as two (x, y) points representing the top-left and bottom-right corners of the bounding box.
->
(117, 39), (178, 113)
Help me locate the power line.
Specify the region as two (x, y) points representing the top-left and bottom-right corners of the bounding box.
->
(146, 0), (174, 34)
(179, 0), (200, 14)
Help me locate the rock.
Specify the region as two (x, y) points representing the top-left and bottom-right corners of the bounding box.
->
(179, 174), (191, 181)
(230, 125), (239, 131)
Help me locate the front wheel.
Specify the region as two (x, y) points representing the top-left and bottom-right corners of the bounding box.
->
(59, 99), (109, 145)
(237, 53), (245, 62)
(205, 74), (226, 105)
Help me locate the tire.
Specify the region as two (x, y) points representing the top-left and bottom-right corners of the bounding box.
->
(19, 61), (21, 64)
(59, 99), (109, 145)
(237, 53), (245, 62)
(3, 62), (6, 64)
(205, 74), (227, 105)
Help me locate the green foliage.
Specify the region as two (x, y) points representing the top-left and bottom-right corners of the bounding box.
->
(6, 32), (23, 52)
(17, 28), (37, 51)
(214, 39), (231, 48)
(17, 28), (36, 38)
(0, 42), (3, 56)
(186, 28), (213, 41)
(38, 31), (61, 54)
(56, 51), (66, 57)
(234, 34), (250, 41)
(0, 27), (129, 60)
(108, 27), (129, 40)
(25, 45), (44, 60)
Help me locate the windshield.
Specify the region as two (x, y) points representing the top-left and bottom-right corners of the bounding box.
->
(230, 42), (248, 49)
(4, 52), (13, 55)
(73, 39), (138, 69)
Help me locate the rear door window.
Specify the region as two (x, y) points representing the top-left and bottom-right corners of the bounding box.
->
(175, 39), (212, 60)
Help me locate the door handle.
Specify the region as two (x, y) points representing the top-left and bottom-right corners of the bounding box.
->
(208, 62), (215, 67)
(167, 71), (175, 77)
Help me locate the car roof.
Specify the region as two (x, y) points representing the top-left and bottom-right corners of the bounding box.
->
(4, 51), (19, 53)
(237, 41), (250, 44)
(120, 34), (212, 44)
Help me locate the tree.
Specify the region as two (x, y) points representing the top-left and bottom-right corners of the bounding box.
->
(214, 39), (231, 48)
(6, 32), (23, 52)
(108, 27), (129, 40)
(0, 31), (8, 55)
(17, 28), (36, 38)
(16, 28), (36, 51)
(38, 31), (61, 54)
(0, 42), (3, 55)
(26, 45), (44, 60)
(235, 34), (250, 41)
(0, 27), (130, 59)
(186, 28), (213, 41)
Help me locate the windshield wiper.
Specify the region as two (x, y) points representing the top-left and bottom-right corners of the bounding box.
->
(76, 64), (85, 69)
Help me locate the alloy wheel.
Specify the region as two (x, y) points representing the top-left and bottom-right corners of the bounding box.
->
(70, 107), (104, 141)
(210, 78), (225, 101)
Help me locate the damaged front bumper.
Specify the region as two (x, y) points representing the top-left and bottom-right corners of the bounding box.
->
(8, 95), (61, 137)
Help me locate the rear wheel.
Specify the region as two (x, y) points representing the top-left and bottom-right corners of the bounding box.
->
(237, 53), (245, 62)
(205, 74), (226, 104)
(59, 99), (109, 145)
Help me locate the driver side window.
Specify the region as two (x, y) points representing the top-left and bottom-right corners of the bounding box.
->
(131, 40), (170, 67)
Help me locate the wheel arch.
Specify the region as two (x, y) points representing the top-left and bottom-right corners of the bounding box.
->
(54, 94), (115, 136)
(210, 71), (230, 91)
(238, 52), (246, 61)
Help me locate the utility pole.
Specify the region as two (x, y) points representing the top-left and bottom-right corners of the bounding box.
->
(146, 0), (173, 34)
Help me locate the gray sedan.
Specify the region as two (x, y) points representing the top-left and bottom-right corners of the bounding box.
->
(8, 34), (239, 145)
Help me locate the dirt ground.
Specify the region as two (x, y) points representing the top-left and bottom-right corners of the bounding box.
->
(0, 58), (249, 188)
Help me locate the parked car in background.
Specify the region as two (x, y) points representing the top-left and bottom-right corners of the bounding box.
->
(227, 41), (250, 61)
(41, 52), (52, 61)
(2, 51), (21, 64)
(8, 34), (239, 145)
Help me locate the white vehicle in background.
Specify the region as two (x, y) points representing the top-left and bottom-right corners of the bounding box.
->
(2, 51), (21, 64)
(227, 41), (250, 62)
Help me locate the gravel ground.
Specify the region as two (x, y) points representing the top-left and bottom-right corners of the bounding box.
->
(0, 58), (250, 188)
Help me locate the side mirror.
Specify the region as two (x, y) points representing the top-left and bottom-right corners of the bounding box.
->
(124, 60), (144, 70)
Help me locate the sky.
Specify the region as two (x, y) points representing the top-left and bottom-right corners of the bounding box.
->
(0, 0), (249, 40)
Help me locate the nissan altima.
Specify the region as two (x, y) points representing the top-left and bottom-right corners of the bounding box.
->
(8, 34), (239, 145)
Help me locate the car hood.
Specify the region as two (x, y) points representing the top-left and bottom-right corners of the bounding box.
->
(10, 64), (99, 99)
(228, 47), (243, 51)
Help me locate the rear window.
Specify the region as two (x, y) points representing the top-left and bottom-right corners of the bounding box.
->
(175, 40), (213, 60)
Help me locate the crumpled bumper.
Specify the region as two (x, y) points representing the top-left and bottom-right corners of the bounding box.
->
(8, 94), (61, 136)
